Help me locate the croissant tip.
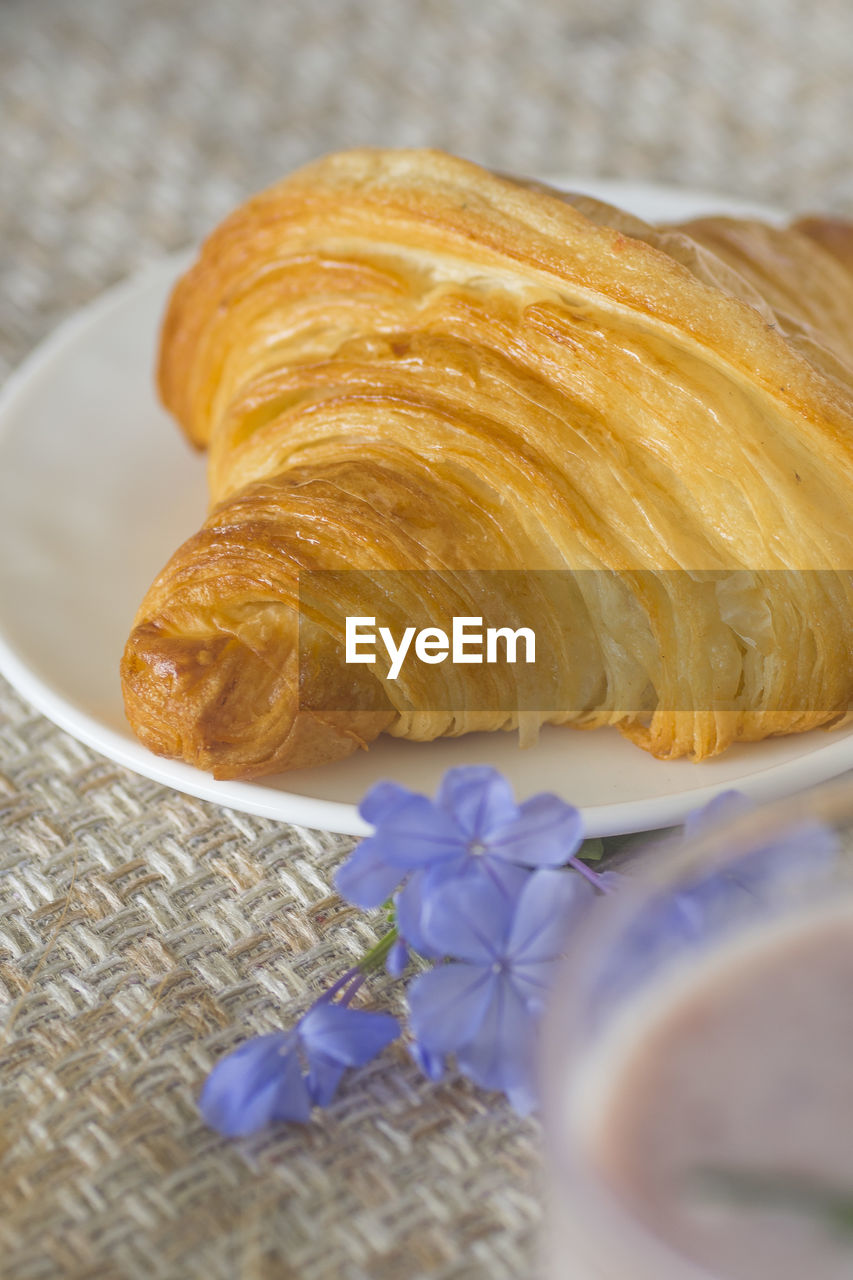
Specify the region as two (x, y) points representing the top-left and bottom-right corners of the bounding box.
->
(121, 621), (291, 769)
(120, 620), (392, 778)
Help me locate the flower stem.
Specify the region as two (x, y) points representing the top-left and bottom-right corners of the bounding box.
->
(323, 967), (365, 1004)
(358, 926), (400, 974)
(567, 854), (615, 893)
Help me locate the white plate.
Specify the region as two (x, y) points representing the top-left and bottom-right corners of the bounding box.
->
(1, 178), (851, 837)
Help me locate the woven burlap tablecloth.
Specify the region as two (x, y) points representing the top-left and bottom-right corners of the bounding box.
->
(1, 3), (852, 1276)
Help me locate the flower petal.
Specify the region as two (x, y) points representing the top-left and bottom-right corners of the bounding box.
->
(199, 1032), (311, 1136)
(395, 872), (443, 959)
(385, 937), (409, 978)
(436, 766), (519, 840)
(488, 793), (583, 867)
(359, 779), (420, 826)
(733, 820), (839, 890)
(364, 794), (466, 871)
(267, 1047), (314, 1124)
(334, 838), (403, 909)
(455, 976), (537, 1096)
(410, 1040), (446, 1082)
(509, 957), (560, 1013)
(507, 867), (593, 965)
(407, 962), (495, 1053)
(305, 1052), (347, 1108)
(505, 1075), (539, 1116)
(420, 873), (515, 964)
(421, 854), (528, 906)
(477, 857), (531, 901)
(299, 1002), (400, 1068)
(683, 789), (752, 839)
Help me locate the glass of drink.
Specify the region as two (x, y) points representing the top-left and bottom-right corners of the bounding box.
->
(542, 779), (853, 1280)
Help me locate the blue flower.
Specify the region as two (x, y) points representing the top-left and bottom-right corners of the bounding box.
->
(589, 791), (841, 1023)
(671, 790), (839, 939)
(200, 1032), (310, 1135)
(682, 788), (753, 840)
(200, 988), (400, 1137)
(384, 936), (409, 978)
(336, 765), (584, 924)
(407, 868), (592, 1112)
(410, 1040), (446, 1082)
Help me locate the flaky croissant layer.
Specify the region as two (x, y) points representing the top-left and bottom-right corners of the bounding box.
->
(121, 148), (853, 777)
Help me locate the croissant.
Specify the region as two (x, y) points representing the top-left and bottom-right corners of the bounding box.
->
(121, 148), (853, 779)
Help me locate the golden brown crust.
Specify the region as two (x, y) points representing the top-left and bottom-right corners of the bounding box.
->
(122, 149), (853, 774)
(121, 616), (395, 779)
(794, 215), (853, 277)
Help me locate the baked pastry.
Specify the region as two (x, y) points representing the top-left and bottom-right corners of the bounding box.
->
(121, 148), (853, 778)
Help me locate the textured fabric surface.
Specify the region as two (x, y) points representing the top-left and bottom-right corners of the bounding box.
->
(1, 2), (851, 1276)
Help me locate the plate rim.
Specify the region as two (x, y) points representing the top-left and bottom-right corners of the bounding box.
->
(1, 176), (849, 837)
